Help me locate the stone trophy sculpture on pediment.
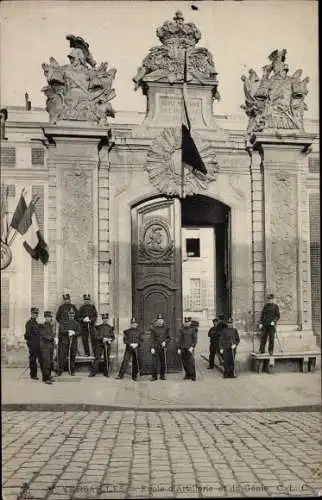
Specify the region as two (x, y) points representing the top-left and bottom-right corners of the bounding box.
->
(241, 48), (309, 137)
(42, 34), (117, 125)
(133, 10), (220, 99)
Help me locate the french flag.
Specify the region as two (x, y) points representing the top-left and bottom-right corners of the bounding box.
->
(10, 193), (49, 265)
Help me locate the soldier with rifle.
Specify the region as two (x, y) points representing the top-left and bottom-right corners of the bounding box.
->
(78, 293), (98, 356)
(150, 313), (171, 381)
(89, 313), (115, 377)
(116, 317), (143, 381)
(24, 307), (43, 380)
(219, 318), (240, 378)
(177, 317), (198, 381)
(259, 294), (280, 355)
(57, 308), (80, 376)
(39, 311), (56, 384)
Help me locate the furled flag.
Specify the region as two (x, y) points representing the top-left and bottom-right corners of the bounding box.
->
(10, 193), (49, 264)
(181, 50), (207, 176)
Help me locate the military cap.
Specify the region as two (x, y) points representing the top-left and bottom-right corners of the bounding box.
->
(83, 294), (91, 300)
(227, 317), (233, 324)
(212, 318), (218, 323)
(63, 293), (70, 300)
(31, 307), (39, 314)
(102, 313), (109, 319)
(267, 293), (275, 300)
(44, 311), (52, 318)
(157, 313), (163, 319)
(68, 308), (75, 315)
(184, 317), (190, 322)
(131, 317), (137, 324)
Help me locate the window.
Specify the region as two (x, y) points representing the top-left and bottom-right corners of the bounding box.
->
(190, 278), (201, 311)
(186, 238), (200, 257)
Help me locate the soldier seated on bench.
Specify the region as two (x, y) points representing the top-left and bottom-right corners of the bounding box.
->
(258, 294), (280, 355)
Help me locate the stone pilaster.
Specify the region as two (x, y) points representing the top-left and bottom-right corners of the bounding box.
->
(255, 134), (317, 351)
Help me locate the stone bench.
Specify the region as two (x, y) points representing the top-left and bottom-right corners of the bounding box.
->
(251, 352), (319, 374)
(75, 354), (116, 373)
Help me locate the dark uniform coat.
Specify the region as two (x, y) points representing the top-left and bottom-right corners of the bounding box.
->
(57, 318), (80, 375)
(56, 303), (78, 332)
(219, 326), (240, 378)
(178, 324), (198, 380)
(150, 324), (171, 379)
(90, 323), (115, 376)
(118, 326), (144, 380)
(259, 302), (280, 354)
(25, 318), (42, 378)
(78, 303), (98, 356)
(39, 322), (55, 381)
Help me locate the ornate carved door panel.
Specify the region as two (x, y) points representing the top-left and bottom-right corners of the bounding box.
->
(132, 197), (182, 374)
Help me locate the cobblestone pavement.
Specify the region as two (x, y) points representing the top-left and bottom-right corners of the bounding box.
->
(2, 411), (321, 499)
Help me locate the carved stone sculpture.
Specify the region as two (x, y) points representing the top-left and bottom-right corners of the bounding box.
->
(241, 49), (309, 134)
(145, 127), (218, 197)
(133, 11), (219, 99)
(42, 35), (117, 125)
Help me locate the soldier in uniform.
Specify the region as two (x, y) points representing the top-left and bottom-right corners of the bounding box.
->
(116, 317), (143, 381)
(207, 318), (220, 369)
(219, 318), (240, 378)
(259, 293), (280, 355)
(24, 307), (42, 380)
(56, 293), (78, 325)
(150, 313), (171, 381)
(177, 317), (198, 381)
(78, 293), (98, 356)
(39, 311), (56, 384)
(89, 313), (115, 377)
(57, 308), (80, 376)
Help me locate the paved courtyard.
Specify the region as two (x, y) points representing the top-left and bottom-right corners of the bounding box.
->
(2, 410), (321, 499)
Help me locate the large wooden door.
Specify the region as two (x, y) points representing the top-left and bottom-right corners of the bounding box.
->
(132, 197), (182, 374)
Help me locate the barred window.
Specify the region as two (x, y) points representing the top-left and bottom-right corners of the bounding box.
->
(190, 278), (201, 311)
(31, 148), (45, 166)
(1, 147), (16, 167)
(309, 157), (319, 174)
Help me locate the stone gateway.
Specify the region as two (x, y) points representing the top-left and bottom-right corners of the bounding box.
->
(1, 12), (319, 374)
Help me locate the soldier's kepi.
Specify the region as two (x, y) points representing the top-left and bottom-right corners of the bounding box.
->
(150, 313), (171, 381)
(89, 313), (115, 377)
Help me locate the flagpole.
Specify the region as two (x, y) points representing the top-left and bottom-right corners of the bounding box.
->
(7, 189), (39, 247)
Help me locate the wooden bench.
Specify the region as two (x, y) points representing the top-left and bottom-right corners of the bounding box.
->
(251, 352), (319, 374)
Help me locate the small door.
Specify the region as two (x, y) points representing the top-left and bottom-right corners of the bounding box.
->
(132, 197), (182, 374)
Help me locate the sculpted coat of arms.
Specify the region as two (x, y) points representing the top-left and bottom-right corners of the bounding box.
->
(133, 10), (219, 99)
(241, 49), (309, 136)
(42, 35), (117, 125)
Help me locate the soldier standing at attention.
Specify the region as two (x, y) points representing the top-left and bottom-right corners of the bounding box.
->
(56, 293), (78, 326)
(177, 317), (198, 381)
(219, 318), (240, 378)
(259, 293), (280, 355)
(207, 317), (220, 369)
(150, 313), (171, 381)
(39, 311), (56, 384)
(24, 307), (42, 380)
(57, 309), (80, 376)
(89, 313), (115, 377)
(116, 318), (143, 381)
(78, 293), (98, 356)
